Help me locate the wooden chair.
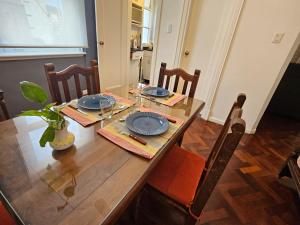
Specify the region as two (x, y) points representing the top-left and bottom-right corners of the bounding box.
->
(44, 60), (100, 105)
(0, 89), (10, 121)
(135, 94), (246, 225)
(158, 62), (200, 98)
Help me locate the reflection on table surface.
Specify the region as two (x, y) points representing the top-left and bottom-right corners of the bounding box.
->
(0, 84), (205, 225)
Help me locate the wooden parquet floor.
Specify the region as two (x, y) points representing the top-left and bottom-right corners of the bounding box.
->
(183, 114), (300, 225)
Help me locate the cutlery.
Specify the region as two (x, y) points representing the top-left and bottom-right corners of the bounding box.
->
(166, 117), (176, 123)
(68, 104), (78, 110)
(168, 93), (175, 98)
(77, 109), (88, 115)
(69, 104), (88, 115)
(140, 94), (157, 102)
(120, 131), (147, 145)
(119, 116), (127, 122)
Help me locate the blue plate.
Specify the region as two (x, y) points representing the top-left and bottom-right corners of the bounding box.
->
(77, 95), (116, 110)
(126, 112), (169, 136)
(142, 87), (170, 97)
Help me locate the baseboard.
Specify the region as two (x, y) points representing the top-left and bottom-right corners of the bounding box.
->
(208, 116), (256, 134)
(208, 116), (224, 125)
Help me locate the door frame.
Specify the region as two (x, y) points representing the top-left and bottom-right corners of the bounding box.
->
(149, 0), (163, 85)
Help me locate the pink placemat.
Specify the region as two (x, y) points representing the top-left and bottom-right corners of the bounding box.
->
(61, 106), (99, 127)
(97, 109), (184, 159)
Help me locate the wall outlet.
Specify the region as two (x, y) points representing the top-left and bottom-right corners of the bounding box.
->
(272, 33), (285, 44)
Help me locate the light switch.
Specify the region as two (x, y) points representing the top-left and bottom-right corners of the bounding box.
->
(272, 33), (285, 44)
(167, 24), (172, 33)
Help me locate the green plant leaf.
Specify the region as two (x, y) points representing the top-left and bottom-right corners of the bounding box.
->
(20, 81), (48, 105)
(39, 126), (55, 147)
(45, 103), (56, 109)
(18, 110), (46, 117)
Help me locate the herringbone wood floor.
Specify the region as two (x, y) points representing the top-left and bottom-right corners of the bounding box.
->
(185, 114), (300, 225)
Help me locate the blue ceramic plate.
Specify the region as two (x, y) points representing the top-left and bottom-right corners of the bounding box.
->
(77, 95), (116, 110)
(126, 112), (169, 136)
(142, 87), (170, 97)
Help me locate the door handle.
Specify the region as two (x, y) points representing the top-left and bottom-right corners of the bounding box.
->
(184, 50), (190, 56)
(98, 41), (104, 46)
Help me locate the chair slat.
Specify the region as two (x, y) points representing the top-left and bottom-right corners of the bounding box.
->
(74, 74), (83, 99)
(165, 76), (170, 90)
(158, 63), (166, 88)
(85, 75), (92, 95)
(51, 77), (62, 104)
(173, 75), (179, 93)
(62, 80), (71, 102)
(189, 70), (200, 98)
(182, 80), (188, 95)
(90, 60), (100, 93)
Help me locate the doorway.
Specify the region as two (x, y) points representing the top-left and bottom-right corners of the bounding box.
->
(256, 42), (300, 133)
(129, 0), (162, 87)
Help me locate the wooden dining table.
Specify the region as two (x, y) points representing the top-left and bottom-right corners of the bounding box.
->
(0, 85), (205, 225)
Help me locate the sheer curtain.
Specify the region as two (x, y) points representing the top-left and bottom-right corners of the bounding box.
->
(0, 0), (87, 47)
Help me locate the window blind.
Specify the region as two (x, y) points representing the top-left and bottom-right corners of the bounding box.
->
(0, 0), (88, 48)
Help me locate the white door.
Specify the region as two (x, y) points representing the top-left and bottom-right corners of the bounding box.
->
(95, 0), (130, 90)
(180, 0), (228, 98)
(179, 0), (243, 119)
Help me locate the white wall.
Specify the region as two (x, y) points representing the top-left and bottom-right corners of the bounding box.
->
(210, 0), (300, 133)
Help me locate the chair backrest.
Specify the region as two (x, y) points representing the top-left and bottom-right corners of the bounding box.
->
(158, 62), (200, 98)
(190, 96), (246, 218)
(0, 89), (10, 121)
(205, 93), (246, 169)
(44, 60), (100, 104)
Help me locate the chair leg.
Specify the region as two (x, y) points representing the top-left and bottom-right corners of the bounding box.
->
(177, 134), (184, 146)
(0, 101), (9, 120)
(185, 215), (197, 225)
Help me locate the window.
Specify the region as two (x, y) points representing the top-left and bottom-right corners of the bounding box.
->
(0, 0), (88, 58)
(142, 0), (152, 44)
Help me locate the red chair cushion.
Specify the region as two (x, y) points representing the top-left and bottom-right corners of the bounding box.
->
(147, 145), (206, 207)
(0, 202), (16, 225)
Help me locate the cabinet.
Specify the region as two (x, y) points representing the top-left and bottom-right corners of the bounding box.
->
(132, 0), (144, 8)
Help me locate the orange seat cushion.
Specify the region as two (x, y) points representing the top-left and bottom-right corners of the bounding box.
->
(0, 202), (16, 225)
(147, 145), (206, 207)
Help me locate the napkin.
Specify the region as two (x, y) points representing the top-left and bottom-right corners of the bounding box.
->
(61, 106), (99, 127)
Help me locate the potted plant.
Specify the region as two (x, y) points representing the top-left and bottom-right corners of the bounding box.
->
(19, 81), (75, 150)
